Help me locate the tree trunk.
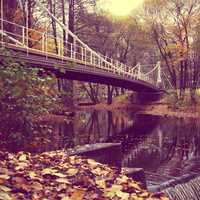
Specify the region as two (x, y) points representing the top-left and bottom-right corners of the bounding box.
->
(68, 0), (74, 44)
(107, 85), (114, 105)
(48, 0), (58, 54)
(58, 0), (73, 105)
(2, 0), (18, 32)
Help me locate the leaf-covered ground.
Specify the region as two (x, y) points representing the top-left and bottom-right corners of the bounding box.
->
(0, 151), (169, 200)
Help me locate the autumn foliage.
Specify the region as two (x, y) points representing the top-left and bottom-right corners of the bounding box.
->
(0, 151), (169, 200)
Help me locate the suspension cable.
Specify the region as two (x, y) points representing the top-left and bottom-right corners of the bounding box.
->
(143, 62), (159, 76)
(36, 1), (134, 73)
(162, 71), (173, 89)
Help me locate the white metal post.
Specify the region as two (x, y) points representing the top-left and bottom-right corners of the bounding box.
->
(45, 11), (49, 59)
(98, 57), (100, 68)
(45, 33), (48, 59)
(138, 63), (141, 79)
(70, 43), (73, 58)
(81, 47), (83, 61)
(121, 63), (123, 76)
(111, 59), (114, 73)
(26, 1), (29, 55)
(105, 56), (107, 70)
(73, 41), (76, 59)
(1, 0), (3, 45)
(90, 52), (93, 64)
(58, 38), (61, 57)
(22, 27), (25, 45)
(42, 33), (45, 52)
(84, 48), (87, 65)
(157, 61), (162, 85)
(61, 39), (64, 61)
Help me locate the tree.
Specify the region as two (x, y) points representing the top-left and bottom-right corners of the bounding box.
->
(1, 0), (18, 32)
(0, 48), (57, 123)
(142, 0), (200, 101)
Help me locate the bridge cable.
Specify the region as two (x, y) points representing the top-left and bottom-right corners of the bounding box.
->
(36, 1), (139, 75)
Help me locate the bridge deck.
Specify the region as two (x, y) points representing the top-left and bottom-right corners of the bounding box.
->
(0, 44), (163, 93)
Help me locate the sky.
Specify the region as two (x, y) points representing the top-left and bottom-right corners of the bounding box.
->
(99, 0), (144, 16)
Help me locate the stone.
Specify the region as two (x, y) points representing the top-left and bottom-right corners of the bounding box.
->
(122, 167), (147, 189)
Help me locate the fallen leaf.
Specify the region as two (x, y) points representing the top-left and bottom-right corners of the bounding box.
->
(61, 197), (71, 200)
(53, 172), (66, 178)
(28, 171), (37, 179)
(42, 168), (57, 175)
(139, 191), (149, 197)
(56, 178), (70, 184)
(18, 154), (27, 162)
(0, 185), (12, 192)
(129, 182), (142, 190)
(96, 180), (106, 189)
(67, 168), (78, 176)
(15, 162), (28, 170)
(116, 190), (129, 200)
(0, 175), (9, 180)
(104, 184), (123, 198)
(87, 159), (98, 167)
(31, 182), (43, 191)
(71, 188), (85, 200)
(0, 191), (12, 200)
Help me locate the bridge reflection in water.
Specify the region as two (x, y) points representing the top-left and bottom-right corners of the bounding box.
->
(0, 110), (200, 188)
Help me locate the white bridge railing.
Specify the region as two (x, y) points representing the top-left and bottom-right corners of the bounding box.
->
(0, 1), (162, 88)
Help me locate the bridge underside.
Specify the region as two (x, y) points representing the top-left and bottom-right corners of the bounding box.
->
(0, 47), (164, 94)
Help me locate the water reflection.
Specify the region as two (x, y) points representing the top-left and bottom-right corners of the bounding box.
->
(120, 117), (200, 184)
(0, 110), (200, 185)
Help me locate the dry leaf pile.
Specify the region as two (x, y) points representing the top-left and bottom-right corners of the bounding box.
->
(0, 151), (169, 200)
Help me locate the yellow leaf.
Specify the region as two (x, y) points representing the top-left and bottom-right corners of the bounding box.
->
(56, 178), (70, 184)
(42, 168), (57, 175)
(104, 184), (123, 198)
(87, 159), (98, 167)
(0, 175), (10, 180)
(15, 162), (28, 170)
(96, 180), (106, 189)
(0, 191), (12, 200)
(116, 191), (129, 200)
(129, 182), (142, 190)
(116, 175), (129, 184)
(104, 191), (116, 198)
(28, 171), (37, 179)
(67, 168), (78, 176)
(31, 182), (43, 191)
(18, 154), (27, 162)
(53, 172), (66, 178)
(139, 191), (149, 197)
(61, 197), (71, 200)
(0, 185), (12, 192)
(93, 167), (102, 176)
(109, 184), (123, 191)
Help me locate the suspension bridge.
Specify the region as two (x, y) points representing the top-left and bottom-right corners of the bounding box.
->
(0, 1), (167, 94)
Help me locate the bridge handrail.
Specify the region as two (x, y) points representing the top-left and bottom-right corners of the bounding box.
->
(0, 15), (162, 87)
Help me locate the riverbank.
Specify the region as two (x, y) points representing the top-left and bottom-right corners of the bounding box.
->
(78, 94), (200, 119)
(78, 102), (200, 119)
(138, 103), (200, 119)
(0, 151), (169, 200)
(37, 93), (200, 123)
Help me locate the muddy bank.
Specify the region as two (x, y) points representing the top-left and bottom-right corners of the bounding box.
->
(138, 103), (200, 119)
(77, 101), (200, 119)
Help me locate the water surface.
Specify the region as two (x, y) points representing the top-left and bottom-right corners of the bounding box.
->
(0, 110), (200, 186)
